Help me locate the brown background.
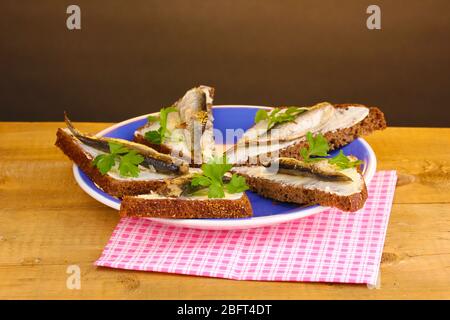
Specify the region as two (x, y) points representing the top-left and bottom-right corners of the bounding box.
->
(1, 0), (449, 126)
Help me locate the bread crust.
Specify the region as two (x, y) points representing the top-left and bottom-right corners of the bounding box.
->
(120, 193), (253, 218)
(237, 172), (368, 212)
(55, 128), (166, 198)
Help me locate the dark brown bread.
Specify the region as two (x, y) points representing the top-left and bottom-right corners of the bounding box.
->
(55, 128), (166, 198)
(236, 171), (368, 212)
(279, 105), (386, 158)
(120, 193), (253, 218)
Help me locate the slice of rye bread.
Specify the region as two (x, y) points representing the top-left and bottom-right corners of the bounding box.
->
(236, 172), (368, 212)
(120, 193), (253, 218)
(55, 128), (166, 198)
(278, 104), (386, 158)
(134, 133), (174, 154)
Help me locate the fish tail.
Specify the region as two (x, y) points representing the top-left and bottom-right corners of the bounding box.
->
(64, 112), (83, 138)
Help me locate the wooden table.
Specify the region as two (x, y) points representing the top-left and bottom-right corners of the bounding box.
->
(0, 123), (449, 299)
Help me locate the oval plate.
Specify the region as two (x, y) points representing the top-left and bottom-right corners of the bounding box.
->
(73, 106), (376, 230)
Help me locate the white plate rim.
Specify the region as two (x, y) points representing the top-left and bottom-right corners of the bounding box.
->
(73, 105), (377, 230)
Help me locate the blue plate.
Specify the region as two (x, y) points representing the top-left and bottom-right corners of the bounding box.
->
(73, 105), (376, 230)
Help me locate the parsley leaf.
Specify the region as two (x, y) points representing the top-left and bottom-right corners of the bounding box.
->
(118, 151), (145, 177)
(329, 150), (364, 169)
(300, 132), (330, 162)
(208, 181), (225, 199)
(299, 132), (363, 170)
(92, 153), (116, 175)
(255, 109), (269, 123)
(226, 174), (249, 193)
(190, 156), (248, 198)
(144, 106), (177, 144)
(109, 142), (129, 155)
(254, 107), (309, 130)
(145, 129), (163, 144)
(92, 142), (144, 177)
(191, 175), (211, 187)
(202, 156), (233, 184)
(147, 115), (159, 123)
(159, 106), (177, 133)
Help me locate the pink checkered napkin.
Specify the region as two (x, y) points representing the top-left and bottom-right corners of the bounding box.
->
(95, 171), (397, 286)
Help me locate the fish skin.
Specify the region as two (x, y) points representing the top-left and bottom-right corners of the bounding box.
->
(187, 115), (205, 165)
(157, 174), (213, 198)
(270, 103), (334, 142)
(64, 113), (111, 153)
(175, 86), (215, 164)
(177, 87), (208, 124)
(236, 102), (335, 147)
(64, 112), (189, 175)
(266, 157), (352, 181)
(224, 102), (335, 164)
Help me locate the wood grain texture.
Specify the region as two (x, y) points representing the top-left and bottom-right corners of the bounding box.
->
(0, 123), (449, 299)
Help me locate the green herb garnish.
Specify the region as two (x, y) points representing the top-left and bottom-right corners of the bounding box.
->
(117, 151), (145, 177)
(225, 174), (249, 194)
(299, 132), (364, 169)
(299, 132), (330, 162)
(191, 156), (249, 198)
(93, 142), (144, 177)
(144, 106), (177, 144)
(328, 150), (364, 170)
(92, 152), (116, 175)
(254, 107), (309, 130)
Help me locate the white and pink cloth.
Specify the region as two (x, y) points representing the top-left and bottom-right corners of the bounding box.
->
(96, 171), (397, 286)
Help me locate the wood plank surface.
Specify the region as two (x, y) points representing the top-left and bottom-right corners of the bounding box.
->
(0, 123), (449, 299)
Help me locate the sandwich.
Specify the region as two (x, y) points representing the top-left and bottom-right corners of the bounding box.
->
(120, 158), (253, 218)
(232, 130), (369, 212)
(232, 156), (367, 213)
(55, 113), (189, 198)
(226, 102), (386, 164)
(57, 87), (383, 218)
(134, 85), (216, 166)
